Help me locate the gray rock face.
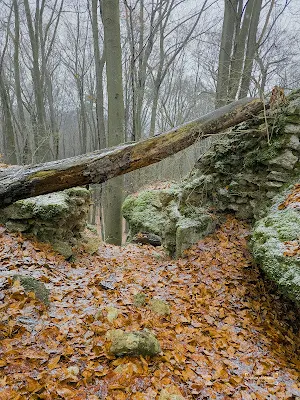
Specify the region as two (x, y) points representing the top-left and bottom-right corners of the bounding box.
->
(107, 329), (161, 357)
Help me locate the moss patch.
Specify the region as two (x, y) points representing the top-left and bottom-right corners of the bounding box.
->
(13, 275), (50, 306)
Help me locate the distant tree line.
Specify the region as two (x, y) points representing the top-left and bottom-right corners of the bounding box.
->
(0, 0), (298, 243)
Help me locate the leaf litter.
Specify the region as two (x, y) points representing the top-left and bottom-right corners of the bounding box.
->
(0, 216), (299, 399)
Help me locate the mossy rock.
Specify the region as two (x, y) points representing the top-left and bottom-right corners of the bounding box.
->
(149, 298), (170, 315)
(107, 329), (161, 357)
(251, 183), (300, 306)
(52, 240), (73, 259)
(159, 389), (184, 400)
(122, 189), (168, 236)
(133, 293), (147, 307)
(13, 275), (50, 306)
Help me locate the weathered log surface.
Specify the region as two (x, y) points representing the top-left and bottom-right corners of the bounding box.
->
(0, 97), (263, 207)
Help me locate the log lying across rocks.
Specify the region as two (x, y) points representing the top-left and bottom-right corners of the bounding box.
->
(0, 97), (263, 207)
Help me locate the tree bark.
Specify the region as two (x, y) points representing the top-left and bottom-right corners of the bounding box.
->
(0, 97), (263, 208)
(101, 0), (125, 245)
(215, 0), (238, 108)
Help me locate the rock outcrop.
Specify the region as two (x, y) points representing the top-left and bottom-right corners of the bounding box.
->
(123, 90), (300, 304)
(123, 90), (300, 258)
(0, 187), (91, 257)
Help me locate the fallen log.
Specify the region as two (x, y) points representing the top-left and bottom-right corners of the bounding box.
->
(0, 97), (263, 207)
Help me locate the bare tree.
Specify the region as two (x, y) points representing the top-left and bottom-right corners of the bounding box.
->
(101, 0), (125, 245)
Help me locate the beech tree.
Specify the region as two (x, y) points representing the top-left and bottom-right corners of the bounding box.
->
(215, 0), (294, 107)
(101, 0), (125, 245)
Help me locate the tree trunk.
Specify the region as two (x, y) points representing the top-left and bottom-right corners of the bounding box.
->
(101, 0), (125, 245)
(215, 0), (238, 108)
(0, 97), (263, 207)
(91, 0), (106, 149)
(0, 73), (17, 165)
(239, 0), (262, 99)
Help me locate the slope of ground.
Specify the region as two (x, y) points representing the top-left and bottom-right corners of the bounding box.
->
(0, 217), (299, 399)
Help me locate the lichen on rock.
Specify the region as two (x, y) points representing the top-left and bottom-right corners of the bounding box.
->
(13, 275), (50, 306)
(0, 187), (92, 258)
(149, 298), (170, 315)
(251, 183), (300, 306)
(107, 329), (161, 357)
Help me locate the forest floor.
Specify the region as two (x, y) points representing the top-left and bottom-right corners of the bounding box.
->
(0, 216), (299, 400)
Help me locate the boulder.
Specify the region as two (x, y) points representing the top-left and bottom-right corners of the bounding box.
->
(107, 329), (161, 357)
(0, 187), (91, 258)
(149, 299), (170, 316)
(13, 275), (50, 306)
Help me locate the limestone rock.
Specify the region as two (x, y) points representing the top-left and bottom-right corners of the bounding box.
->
(149, 298), (170, 315)
(159, 389), (184, 400)
(106, 306), (119, 323)
(13, 275), (50, 306)
(0, 187), (91, 255)
(285, 124), (300, 135)
(5, 220), (29, 232)
(287, 134), (300, 151)
(133, 293), (147, 307)
(268, 150), (298, 170)
(267, 171), (290, 182)
(52, 240), (73, 259)
(175, 213), (217, 257)
(107, 329), (161, 357)
(251, 184), (300, 306)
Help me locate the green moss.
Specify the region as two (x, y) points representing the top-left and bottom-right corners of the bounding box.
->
(66, 187), (90, 199)
(13, 275), (50, 306)
(149, 298), (170, 315)
(251, 207), (300, 305)
(29, 170), (57, 180)
(122, 190), (169, 236)
(133, 293), (147, 307)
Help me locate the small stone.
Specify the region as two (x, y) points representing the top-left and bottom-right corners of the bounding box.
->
(159, 388), (184, 400)
(13, 275), (50, 306)
(149, 298), (170, 315)
(82, 236), (102, 255)
(266, 191), (277, 199)
(133, 293), (147, 307)
(106, 306), (119, 323)
(52, 241), (73, 259)
(107, 329), (161, 357)
(67, 365), (79, 376)
(99, 280), (115, 290)
(268, 150), (298, 170)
